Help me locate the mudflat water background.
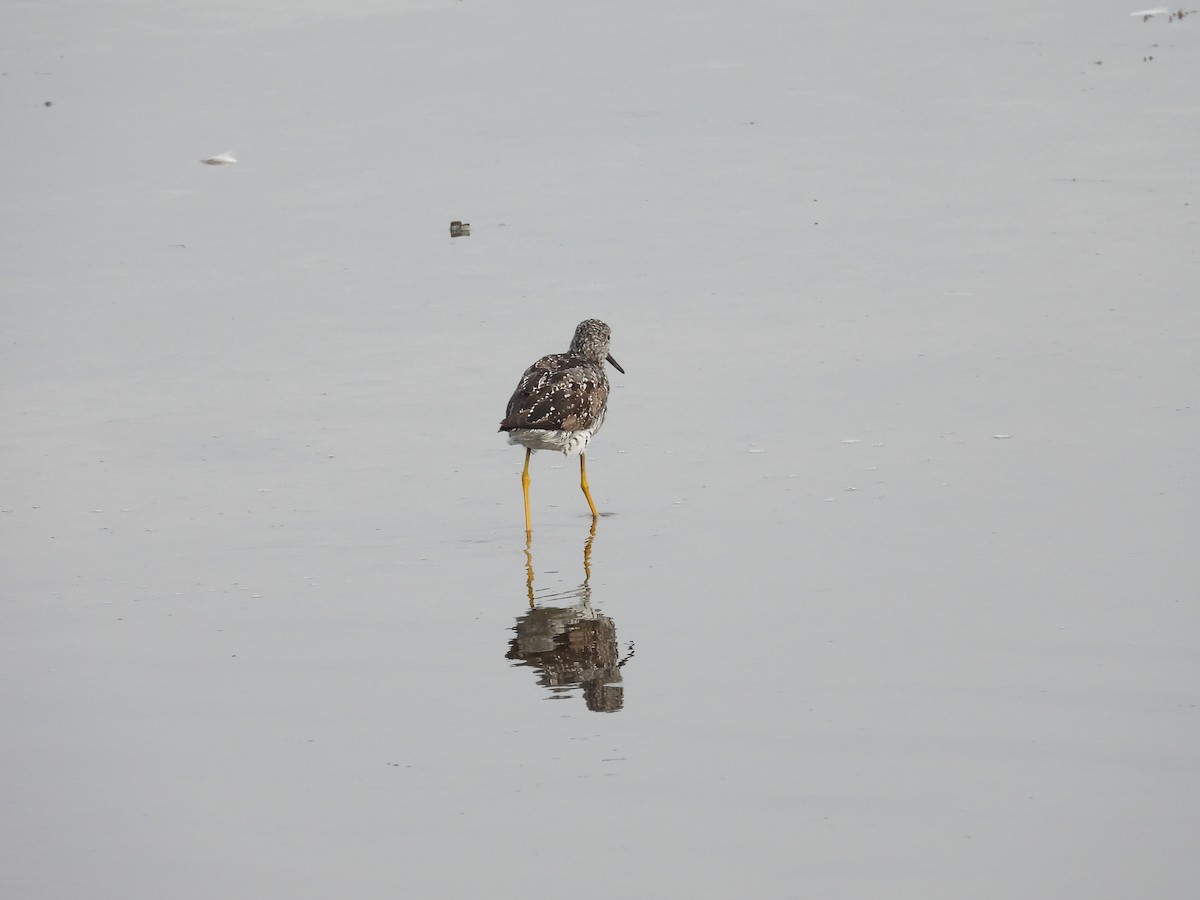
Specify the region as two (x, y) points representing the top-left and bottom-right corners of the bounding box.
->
(3, 1), (1198, 897)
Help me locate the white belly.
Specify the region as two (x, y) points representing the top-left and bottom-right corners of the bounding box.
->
(506, 428), (594, 456)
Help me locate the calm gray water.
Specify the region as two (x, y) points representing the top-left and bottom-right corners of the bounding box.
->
(3, 1), (1199, 897)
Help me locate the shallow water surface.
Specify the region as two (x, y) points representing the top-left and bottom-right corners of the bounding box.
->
(3, 1), (1199, 898)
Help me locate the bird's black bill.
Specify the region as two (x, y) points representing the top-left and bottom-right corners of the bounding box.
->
(606, 354), (625, 374)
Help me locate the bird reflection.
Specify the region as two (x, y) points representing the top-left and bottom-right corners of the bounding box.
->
(506, 522), (633, 713)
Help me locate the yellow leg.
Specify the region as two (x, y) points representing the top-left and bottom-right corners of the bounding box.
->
(521, 448), (533, 535)
(580, 452), (599, 519)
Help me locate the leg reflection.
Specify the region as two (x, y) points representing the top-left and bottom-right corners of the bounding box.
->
(582, 518), (596, 585)
(507, 522), (626, 713)
(524, 533), (535, 609)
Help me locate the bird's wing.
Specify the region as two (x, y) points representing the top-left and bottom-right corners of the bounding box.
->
(500, 353), (607, 432)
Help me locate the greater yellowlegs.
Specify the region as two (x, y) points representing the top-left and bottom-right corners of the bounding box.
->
(500, 319), (624, 533)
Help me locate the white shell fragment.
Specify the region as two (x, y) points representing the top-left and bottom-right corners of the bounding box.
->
(200, 152), (238, 165)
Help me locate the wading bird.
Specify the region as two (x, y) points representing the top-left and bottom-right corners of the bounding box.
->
(500, 319), (624, 534)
